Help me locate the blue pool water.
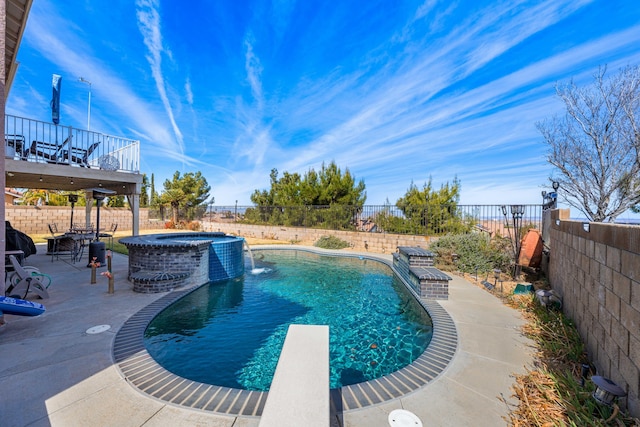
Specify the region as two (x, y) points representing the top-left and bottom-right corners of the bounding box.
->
(144, 250), (433, 390)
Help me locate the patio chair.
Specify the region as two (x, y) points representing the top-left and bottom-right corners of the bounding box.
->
(6, 264), (51, 292)
(5, 255), (50, 299)
(98, 223), (118, 249)
(70, 224), (94, 262)
(48, 223), (66, 262)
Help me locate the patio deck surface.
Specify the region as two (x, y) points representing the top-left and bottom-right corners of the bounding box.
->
(0, 244), (534, 427)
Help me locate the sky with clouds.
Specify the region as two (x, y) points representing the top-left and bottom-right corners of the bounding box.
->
(7, 0), (640, 212)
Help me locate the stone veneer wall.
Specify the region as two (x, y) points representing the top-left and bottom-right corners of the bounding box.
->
(548, 209), (640, 417)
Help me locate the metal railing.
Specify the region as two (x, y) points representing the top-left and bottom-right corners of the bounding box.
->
(203, 204), (543, 237)
(4, 114), (140, 173)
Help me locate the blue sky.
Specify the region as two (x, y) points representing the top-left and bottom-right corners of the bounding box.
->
(7, 0), (640, 211)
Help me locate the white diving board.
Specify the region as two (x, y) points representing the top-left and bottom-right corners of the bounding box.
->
(259, 324), (330, 427)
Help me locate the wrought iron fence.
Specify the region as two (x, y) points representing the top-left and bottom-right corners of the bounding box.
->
(202, 204), (543, 237)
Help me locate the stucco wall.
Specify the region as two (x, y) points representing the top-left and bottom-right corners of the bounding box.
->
(548, 210), (640, 416)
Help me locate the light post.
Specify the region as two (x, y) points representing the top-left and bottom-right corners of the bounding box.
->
(235, 200), (238, 222)
(78, 77), (92, 130)
(501, 205), (525, 279)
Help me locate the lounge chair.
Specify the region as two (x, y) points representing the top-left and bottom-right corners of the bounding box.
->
(30, 138), (99, 167)
(60, 141), (100, 167)
(5, 255), (50, 299)
(29, 137), (70, 163)
(5, 134), (27, 159)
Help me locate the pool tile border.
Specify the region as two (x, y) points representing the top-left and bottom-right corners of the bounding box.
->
(112, 248), (458, 417)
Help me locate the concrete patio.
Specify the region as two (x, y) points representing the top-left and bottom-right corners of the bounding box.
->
(0, 244), (534, 427)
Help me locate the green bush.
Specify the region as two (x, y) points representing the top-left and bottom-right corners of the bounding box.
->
(429, 232), (511, 275)
(314, 235), (350, 249)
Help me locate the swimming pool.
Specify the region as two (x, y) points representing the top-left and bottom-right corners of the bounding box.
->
(143, 249), (433, 390)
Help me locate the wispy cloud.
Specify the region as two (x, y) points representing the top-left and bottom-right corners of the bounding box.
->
(185, 78), (194, 105)
(12, 0), (189, 162)
(135, 0), (184, 154)
(9, 0), (639, 208)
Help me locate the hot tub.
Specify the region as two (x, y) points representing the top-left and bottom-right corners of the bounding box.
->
(120, 232), (245, 293)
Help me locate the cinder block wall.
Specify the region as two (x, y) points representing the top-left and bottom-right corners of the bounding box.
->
(5, 205), (160, 234)
(548, 210), (640, 416)
(207, 222), (433, 254)
(5, 206), (433, 255)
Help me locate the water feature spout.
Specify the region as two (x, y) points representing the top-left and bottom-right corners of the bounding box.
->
(243, 239), (256, 271)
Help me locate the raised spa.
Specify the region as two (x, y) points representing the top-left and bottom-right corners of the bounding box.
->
(120, 232), (244, 293)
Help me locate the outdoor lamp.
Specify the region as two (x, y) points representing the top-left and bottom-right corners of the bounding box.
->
(591, 376), (626, 406)
(511, 204), (525, 218)
(67, 194), (79, 230)
(501, 205), (507, 216)
(552, 181), (559, 191)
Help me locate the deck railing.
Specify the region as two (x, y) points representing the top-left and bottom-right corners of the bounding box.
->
(4, 114), (140, 173)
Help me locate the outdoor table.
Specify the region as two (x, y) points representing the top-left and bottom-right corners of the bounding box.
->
(64, 232), (94, 263)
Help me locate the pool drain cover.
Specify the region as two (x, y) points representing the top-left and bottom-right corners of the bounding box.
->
(86, 324), (111, 334)
(388, 409), (423, 427)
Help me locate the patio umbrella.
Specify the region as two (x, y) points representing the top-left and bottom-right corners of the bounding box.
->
(51, 74), (61, 125)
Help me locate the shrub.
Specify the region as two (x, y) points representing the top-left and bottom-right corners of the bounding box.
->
(314, 235), (350, 250)
(186, 221), (201, 231)
(429, 232), (511, 275)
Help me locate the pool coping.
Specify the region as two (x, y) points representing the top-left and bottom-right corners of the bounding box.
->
(112, 246), (458, 417)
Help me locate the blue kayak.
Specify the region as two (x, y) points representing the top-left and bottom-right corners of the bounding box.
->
(0, 296), (46, 316)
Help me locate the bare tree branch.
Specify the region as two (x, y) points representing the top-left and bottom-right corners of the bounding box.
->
(537, 65), (640, 222)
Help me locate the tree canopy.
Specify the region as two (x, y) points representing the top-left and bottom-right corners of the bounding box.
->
(246, 161), (366, 228)
(250, 162), (366, 207)
(160, 171), (211, 222)
(376, 177), (471, 234)
(538, 65), (640, 222)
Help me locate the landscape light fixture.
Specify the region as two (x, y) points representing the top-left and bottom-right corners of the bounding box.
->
(493, 269), (501, 286)
(78, 77), (92, 130)
(591, 376), (626, 406)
